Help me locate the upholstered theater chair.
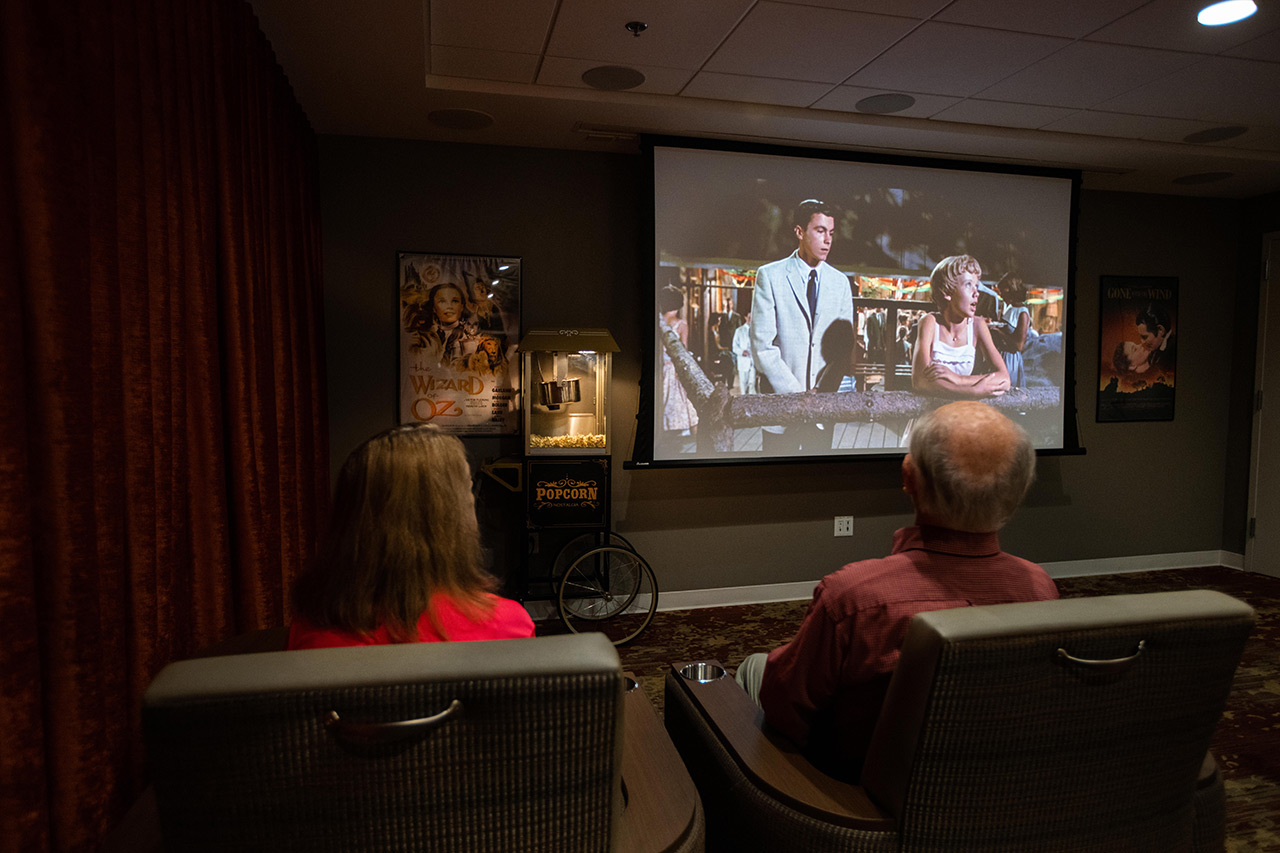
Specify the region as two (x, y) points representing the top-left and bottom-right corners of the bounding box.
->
(665, 590), (1252, 853)
(141, 632), (703, 852)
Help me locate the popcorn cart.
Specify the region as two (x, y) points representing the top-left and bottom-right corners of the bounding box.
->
(513, 328), (656, 644)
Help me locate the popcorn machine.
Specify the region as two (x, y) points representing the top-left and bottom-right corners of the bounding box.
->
(519, 328), (617, 454)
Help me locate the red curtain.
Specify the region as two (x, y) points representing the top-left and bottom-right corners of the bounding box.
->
(0, 0), (329, 848)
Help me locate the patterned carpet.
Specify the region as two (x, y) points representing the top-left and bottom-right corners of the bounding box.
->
(596, 565), (1280, 853)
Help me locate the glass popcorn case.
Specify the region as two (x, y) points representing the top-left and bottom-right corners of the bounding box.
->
(518, 328), (618, 455)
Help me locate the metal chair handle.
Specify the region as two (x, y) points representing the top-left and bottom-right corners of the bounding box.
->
(1055, 640), (1146, 675)
(325, 699), (463, 745)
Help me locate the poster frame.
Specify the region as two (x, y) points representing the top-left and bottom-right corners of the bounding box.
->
(1096, 274), (1178, 423)
(398, 251), (522, 434)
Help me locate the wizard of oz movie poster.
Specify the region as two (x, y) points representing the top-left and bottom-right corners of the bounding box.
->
(399, 252), (521, 434)
(1097, 275), (1177, 423)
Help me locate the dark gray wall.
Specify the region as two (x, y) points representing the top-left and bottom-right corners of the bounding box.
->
(319, 134), (1251, 591)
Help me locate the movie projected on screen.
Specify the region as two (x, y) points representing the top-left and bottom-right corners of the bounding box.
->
(639, 139), (1078, 466)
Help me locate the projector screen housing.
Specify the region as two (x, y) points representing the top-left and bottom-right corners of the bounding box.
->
(630, 136), (1081, 468)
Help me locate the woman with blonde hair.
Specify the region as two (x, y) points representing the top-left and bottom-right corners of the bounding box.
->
(288, 423), (533, 649)
(911, 255), (1010, 398)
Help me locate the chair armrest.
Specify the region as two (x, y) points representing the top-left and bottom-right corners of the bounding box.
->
(667, 660), (891, 831)
(619, 675), (704, 853)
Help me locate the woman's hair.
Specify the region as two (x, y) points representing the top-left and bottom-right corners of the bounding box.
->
(997, 273), (1027, 304)
(929, 255), (982, 309)
(291, 423), (495, 642)
(1112, 341), (1148, 374)
(658, 284), (685, 314)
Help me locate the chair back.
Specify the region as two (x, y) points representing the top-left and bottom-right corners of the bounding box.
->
(143, 632), (625, 852)
(860, 590), (1253, 852)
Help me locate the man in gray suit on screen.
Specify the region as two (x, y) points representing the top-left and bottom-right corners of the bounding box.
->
(751, 199), (855, 453)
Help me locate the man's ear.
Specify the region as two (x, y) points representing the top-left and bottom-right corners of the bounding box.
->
(794, 224), (804, 241)
(901, 454), (917, 497)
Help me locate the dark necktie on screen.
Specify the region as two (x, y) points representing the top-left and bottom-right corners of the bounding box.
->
(807, 268), (818, 319)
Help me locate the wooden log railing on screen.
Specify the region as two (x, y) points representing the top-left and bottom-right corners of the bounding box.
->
(658, 321), (1061, 454)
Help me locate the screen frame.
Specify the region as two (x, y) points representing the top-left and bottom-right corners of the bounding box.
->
(627, 134), (1084, 470)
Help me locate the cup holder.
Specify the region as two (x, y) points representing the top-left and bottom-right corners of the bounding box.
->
(624, 676), (639, 692)
(678, 662), (726, 683)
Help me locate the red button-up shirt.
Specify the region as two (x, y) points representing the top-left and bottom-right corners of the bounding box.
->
(760, 524), (1058, 778)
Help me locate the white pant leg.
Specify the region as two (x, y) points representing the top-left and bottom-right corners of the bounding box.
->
(735, 652), (769, 707)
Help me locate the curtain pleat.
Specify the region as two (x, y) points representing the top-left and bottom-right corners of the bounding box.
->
(0, 0), (328, 849)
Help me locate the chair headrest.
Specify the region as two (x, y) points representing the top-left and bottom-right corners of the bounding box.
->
(145, 631), (620, 706)
(913, 589), (1253, 644)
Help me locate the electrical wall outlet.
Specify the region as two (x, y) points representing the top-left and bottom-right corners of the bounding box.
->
(834, 516), (854, 537)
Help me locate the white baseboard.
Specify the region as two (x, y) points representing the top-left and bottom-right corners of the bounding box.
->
(652, 550), (1247, 613)
(522, 550), (1246, 620)
(1040, 549), (1244, 577)
(652, 581), (823, 612)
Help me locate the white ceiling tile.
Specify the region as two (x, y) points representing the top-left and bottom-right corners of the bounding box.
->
(769, 0), (950, 17)
(1225, 27), (1280, 62)
(930, 99), (1078, 129)
(1086, 0), (1280, 54)
(546, 0), (756, 71)
(259, 0), (1280, 197)
(429, 0), (558, 54)
(536, 56), (695, 95)
(850, 22), (1069, 97)
(430, 46), (539, 84)
(681, 72), (835, 106)
(811, 85), (959, 117)
(705, 2), (920, 83)
(1097, 56), (1280, 127)
(978, 42), (1201, 109)
(1041, 111), (1222, 143)
(935, 0), (1148, 38)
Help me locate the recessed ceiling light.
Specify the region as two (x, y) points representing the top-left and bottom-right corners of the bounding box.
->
(1172, 171), (1233, 185)
(1197, 0), (1257, 26)
(581, 66), (646, 91)
(854, 93), (916, 115)
(1183, 126), (1248, 144)
(427, 109), (494, 130)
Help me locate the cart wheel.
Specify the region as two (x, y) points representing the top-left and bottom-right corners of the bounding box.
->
(551, 532), (637, 583)
(557, 546), (658, 646)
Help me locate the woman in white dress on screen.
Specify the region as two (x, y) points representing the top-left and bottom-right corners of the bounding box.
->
(911, 255), (1010, 398)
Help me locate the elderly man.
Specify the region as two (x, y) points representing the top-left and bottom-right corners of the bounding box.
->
(736, 401), (1058, 780)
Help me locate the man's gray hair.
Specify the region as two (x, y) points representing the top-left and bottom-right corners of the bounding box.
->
(908, 404), (1036, 532)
